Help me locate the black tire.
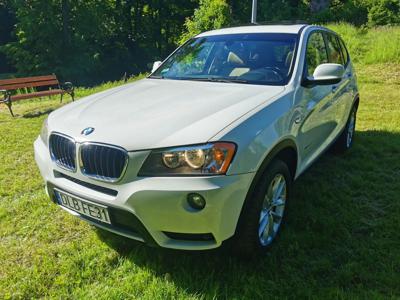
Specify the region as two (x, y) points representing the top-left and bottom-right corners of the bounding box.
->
(332, 105), (357, 154)
(234, 159), (292, 257)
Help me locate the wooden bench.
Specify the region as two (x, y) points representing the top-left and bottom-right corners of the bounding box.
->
(0, 74), (74, 117)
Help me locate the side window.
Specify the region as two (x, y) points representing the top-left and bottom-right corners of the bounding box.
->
(325, 33), (344, 65)
(338, 38), (349, 66)
(306, 32), (328, 76)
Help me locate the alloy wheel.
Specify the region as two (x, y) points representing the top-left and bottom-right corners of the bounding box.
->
(346, 110), (356, 148)
(258, 174), (287, 246)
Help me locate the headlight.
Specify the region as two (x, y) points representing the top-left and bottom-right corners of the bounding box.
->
(139, 142), (236, 176)
(40, 117), (49, 145)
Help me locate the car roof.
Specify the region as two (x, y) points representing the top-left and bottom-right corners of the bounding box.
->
(196, 24), (308, 37)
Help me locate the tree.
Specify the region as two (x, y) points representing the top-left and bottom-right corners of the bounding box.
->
(180, 0), (232, 43)
(1, 0), (400, 85)
(0, 0), (15, 73)
(1, 0), (198, 85)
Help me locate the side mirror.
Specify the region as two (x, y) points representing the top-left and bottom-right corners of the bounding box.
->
(151, 61), (162, 73)
(303, 63), (344, 86)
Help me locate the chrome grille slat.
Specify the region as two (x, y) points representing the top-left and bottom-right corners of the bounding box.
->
(94, 147), (98, 176)
(99, 146), (104, 177)
(61, 136), (67, 167)
(111, 147), (116, 178)
(59, 136), (64, 166)
(107, 147), (112, 179)
(65, 138), (72, 167)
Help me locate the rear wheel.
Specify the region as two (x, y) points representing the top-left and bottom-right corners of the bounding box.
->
(234, 159), (292, 256)
(332, 105), (357, 153)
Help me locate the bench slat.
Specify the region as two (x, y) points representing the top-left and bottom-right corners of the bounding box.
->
(0, 75), (58, 86)
(0, 79), (60, 90)
(10, 89), (65, 101)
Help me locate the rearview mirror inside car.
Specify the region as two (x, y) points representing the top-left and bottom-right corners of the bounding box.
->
(151, 61), (162, 73)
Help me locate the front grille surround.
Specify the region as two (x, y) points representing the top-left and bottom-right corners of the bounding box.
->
(48, 133), (129, 183)
(79, 142), (129, 183)
(49, 133), (77, 172)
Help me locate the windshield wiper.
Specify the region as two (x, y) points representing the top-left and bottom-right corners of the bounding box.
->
(209, 78), (249, 84)
(180, 77), (249, 84)
(150, 76), (250, 84)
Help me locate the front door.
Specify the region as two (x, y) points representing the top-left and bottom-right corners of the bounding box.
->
(296, 31), (339, 166)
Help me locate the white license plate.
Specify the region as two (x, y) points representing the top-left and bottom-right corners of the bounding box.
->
(54, 189), (111, 224)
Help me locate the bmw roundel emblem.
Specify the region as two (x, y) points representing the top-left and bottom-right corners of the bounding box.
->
(81, 127), (95, 136)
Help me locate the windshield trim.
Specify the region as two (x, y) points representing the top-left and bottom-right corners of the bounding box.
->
(148, 33), (301, 86)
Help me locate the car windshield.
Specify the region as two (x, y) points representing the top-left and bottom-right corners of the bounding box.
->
(151, 33), (298, 85)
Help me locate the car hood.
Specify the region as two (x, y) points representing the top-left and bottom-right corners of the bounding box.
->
(49, 78), (285, 151)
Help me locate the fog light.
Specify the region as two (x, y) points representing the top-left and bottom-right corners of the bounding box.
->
(187, 193), (206, 210)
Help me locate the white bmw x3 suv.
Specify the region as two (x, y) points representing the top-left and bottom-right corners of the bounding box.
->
(35, 24), (359, 255)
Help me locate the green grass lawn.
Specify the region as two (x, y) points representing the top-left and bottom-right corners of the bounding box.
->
(0, 63), (399, 299)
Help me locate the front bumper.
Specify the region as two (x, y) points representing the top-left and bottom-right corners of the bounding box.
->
(34, 137), (254, 250)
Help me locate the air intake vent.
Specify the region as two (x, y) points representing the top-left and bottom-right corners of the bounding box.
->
(49, 133), (76, 171)
(80, 143), (128, 182)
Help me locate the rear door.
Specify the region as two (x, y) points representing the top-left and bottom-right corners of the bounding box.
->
(337, 36), (355, 127)
(323, 32), (353, 133)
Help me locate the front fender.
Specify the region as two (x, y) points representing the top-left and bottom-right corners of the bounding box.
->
(213, 92), (297, 175)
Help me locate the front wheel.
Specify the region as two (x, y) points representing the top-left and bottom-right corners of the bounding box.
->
(234, 159), (292, 256)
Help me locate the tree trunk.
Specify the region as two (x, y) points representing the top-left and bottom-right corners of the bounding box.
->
(61, 0), (71, 46)
(310, 0), (331, 13)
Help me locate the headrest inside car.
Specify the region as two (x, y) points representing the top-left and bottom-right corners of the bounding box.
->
(227, 52), (244, 66)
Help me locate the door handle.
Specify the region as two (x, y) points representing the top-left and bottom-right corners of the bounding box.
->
(307, 100), (317, 111)
(294, 115), (302, 124)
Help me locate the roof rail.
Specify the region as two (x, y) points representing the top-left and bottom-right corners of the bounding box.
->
(247, 20), (309, 26)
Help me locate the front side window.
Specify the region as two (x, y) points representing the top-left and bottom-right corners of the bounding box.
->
(306, 32), (328, 76)
(151, 33), (298, 85)
(325, 33), (344, 65)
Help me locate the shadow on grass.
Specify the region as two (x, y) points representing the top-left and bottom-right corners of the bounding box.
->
(96, 130), (400, 298)
(1, 97), (71, 119)
(22, 107), (56, 118)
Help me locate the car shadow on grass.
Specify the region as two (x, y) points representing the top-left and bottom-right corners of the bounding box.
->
(96, 130), (400, 298)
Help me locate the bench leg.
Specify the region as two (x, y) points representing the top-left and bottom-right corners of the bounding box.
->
(60, 93), (63, 103)
(71, 91), (75, 102)
(5, 99), (14, 117)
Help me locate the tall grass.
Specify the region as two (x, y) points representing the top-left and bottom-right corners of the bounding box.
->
(326, 23), (368, 63)
(74, 73), (147, 98)
(327, 23), (400, 65)
(363, 27), (400, 64)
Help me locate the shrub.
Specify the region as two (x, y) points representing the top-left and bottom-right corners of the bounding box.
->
(368, 0), (400, 26)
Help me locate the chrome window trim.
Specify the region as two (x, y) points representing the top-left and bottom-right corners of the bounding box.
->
(49, 132), (77, 173)
(78, 142), (129, 183)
